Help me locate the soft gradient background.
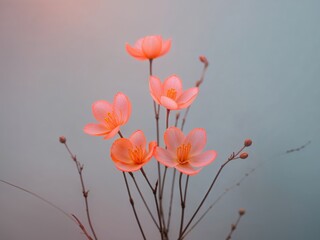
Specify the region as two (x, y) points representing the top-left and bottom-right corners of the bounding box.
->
(0, 0), (319, 239)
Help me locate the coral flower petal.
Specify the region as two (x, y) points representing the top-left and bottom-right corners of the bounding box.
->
(175, 163), (201, 176)
(145, 141), (157, 160)
(154, 147), (178, 168)
(160, 96), (178, 110)
(84, 123), (109, 136)
(149, 76), (163, 104)
(184, 128), (207, 156)
(103, 126), (120, 140)
(113, 93), (131, 124)
(177, 87), (199, 109)
(92, 100), (113, 123)
(114, 161), (143, 172)
(163, 75), (183, 97)
(159, 39), (172, 57)
(141, 36), (162, 59)
(125, 44), (146, 60)
(188, 150), (217, 167)
(111, 138), (133, 164)
(129, 130), (147, 148)
(164, 127), (185, 153)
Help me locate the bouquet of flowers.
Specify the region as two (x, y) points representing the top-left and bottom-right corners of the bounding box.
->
(58, 35), (252, 240)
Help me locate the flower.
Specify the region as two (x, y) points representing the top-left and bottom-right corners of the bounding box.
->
(84, 92), (131, 140)
(149, 75), (199, 110)
(154, 127), (217, 175)
(111, 130), (157, 172)
(126, 35), (171, 60)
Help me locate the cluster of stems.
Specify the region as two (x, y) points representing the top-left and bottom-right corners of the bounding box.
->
(118, 58), (251, 240)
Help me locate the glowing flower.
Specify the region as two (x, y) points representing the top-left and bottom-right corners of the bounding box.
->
(126, 35), (171, 60)
(84, 92), (131, 140)
(111, 130), (157, 172)
(149, 75), (199, 110)
(154, 127), (217, 175)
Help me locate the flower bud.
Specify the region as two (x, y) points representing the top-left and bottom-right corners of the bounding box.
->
(244, 139), (252, 147)
(239, 208), (246, 216)
(199, 55), (209, 67)
(59, 136), (66, 144)
(240, 152), (248, 159)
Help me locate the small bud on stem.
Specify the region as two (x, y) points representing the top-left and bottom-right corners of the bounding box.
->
(59, 136), (66, 144)
(244, 139), (252, 147)
(238, 208), (246, 216)
(240, 153), (248, 159)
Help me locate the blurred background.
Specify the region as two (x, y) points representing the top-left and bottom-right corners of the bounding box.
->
(0, 0), (319, 239)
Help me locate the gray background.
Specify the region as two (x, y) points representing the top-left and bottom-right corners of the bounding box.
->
(0, 0), (319, 239)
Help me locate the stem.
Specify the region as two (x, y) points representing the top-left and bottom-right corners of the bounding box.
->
(178, 174), (189, 239)
(181, 159), (231, 237)
(149, 59), (166, 240)
(166, 109), (170, 129)
(141, 168), (163, 239)
(225, 213), (244, 240)
(122, 172), (146, 240)
(118, 131), (124, 138)
(64, 142), (99, 240)
(129, 172), (160, 230)
(180, 56), (209, 131)
(166, 169), (177, 232)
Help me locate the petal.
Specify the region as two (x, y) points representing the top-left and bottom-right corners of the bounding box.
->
(176, 87), (199, 109)
(125, 43), (147, 60)
(103, 126), (120, 139)
(154, 147), (177, 168)
(160, 96), (178, 110)
(144, 141), (157, 161)
(149, 76), (163, 104)
(184, 128), (207, 156)
(159, 39), (171, 57)
(110, 138), (133, 164)
(113, 161), (143, 172)
(175, 163), (202, 176)
(92, 100), (113, 123)
(141, 36), (162, 59)
(134, 38), (144, 49)
(164, 127), (185, 153)
(84, 123), (108, 136)
(163, 75), (183, 98)
(113, 92), (131, 125)
(129, 130), (146, 149)
(188, 150), (217, 167)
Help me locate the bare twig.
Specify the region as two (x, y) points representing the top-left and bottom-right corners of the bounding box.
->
(62, 139), (99, 240)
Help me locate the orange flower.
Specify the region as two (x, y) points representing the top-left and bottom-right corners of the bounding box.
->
(126, 35), (171, 60)
(149, 75), (199, 110)
(84, 92), (131, 140)
(154, 127), (217, 175)
(111, 130), (157, 172)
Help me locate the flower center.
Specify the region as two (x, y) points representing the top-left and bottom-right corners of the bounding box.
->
(104, 112), (119, 130)
(129, 146), (145, 164)
(166, 88), (177, 100)
(176, 143), (191, 164)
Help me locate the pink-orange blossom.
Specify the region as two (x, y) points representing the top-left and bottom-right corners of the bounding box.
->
(154, 127), (217, 175)
(126, 35), (171, 60)
(149, 75), (199, 110)
(111, 130), (157, 172)
(84, 92), (131, 140)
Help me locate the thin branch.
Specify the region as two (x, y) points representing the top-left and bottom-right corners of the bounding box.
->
(63, 141), (99, 240)
(129, 172), (160, 230)
(123, 172), (146, 240)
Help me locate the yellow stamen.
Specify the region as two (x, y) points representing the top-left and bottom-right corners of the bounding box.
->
(129, 146), (145, 164)
(176, 143), (191, 164)
(166, 88), (177, 100)
(104, 112), (119, 130)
